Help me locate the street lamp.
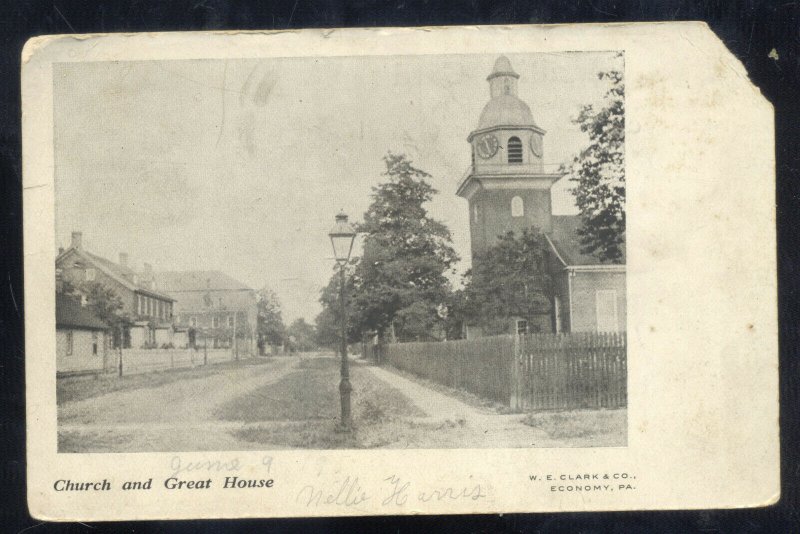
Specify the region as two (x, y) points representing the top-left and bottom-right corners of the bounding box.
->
(328, 211), (357, 432)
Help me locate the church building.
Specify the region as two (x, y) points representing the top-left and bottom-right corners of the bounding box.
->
(457, 56), (626, 336)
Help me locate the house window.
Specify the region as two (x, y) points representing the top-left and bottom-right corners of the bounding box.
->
(213, 317), (219, 328)
(516, 319), (528, 335)
(85, 268), (96, 281)
(66, 331), (73, 355)
(92, 331), (98, 355)
(228, 316), (234, 328)
(595, 290), (619, 332)
(511, 196), (524, 217)
(190, 317), (197, 328)
(507, 136), (523, 163)
(158, 301), (163, 318)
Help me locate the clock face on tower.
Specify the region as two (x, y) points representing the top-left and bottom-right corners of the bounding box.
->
(530, 134), (543, 158)
(475, 134), (499, 159)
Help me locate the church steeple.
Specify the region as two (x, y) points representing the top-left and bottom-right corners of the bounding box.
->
(487, 55), (520, 98)
(458, 55), (564, 261)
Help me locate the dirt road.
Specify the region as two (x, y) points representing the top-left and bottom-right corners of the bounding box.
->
(59, 354), (625, 452)
(59, 357), (300, 452)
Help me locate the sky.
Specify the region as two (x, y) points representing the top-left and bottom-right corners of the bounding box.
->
(54, 51), (623, 323)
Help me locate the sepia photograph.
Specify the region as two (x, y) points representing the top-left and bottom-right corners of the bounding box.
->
(53, 51), (627, 453)
(23, 23), (780, 520)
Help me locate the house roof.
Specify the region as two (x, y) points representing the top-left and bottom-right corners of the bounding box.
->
(56, 293), (108, 330)
(547, 215), (626, 267)
(56, 247), (174, 301)
(153, 271), (256, 314)
(154, 271), (252, 292)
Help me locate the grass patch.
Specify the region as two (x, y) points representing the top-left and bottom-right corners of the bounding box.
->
(59, 429), (137, 453)
(521, 409), (626, 441)
(221, 357), (426, 449)
(57, 357), (273, 405)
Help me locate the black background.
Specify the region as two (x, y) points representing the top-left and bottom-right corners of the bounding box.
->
(1, 1), (798, 532)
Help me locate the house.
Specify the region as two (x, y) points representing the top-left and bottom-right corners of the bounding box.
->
(457, 56), (626, 336)
(56, 231), (176, 348)
(56, 293), (109, 375)
(154, 271), (257, 356)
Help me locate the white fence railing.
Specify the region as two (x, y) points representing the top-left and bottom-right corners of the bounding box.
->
(110, 348), (248, 376)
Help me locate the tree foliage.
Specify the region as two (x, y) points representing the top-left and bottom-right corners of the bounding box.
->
(350, 153), (458, 341)
(315, 265), (361, 349)
(79, 281), (130, 328)
(459, 228), (554, 336)
(256, 287), (286, 346)
(566, 68), (625, 263)
(286, 318), (317, 352)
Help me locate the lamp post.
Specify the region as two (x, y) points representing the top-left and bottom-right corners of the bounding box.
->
(328, 211), (357, 432)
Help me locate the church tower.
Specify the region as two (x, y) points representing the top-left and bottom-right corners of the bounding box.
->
(457, 56), (563, 261)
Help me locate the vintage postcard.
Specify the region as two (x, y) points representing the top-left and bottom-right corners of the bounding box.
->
(23, 23), (778, 520)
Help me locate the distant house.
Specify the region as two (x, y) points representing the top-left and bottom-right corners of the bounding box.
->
(56, 231), (176, 348)
(154, 271), (257, 356)
(56, 293), (109, 375)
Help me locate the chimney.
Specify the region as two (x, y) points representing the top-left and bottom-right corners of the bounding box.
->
(119, 252), (129, 267)
(71, 231), (83, 250)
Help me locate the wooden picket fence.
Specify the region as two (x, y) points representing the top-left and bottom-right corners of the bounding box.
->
(382, 331), (626, 411)
(514, 332), (626, 411)
(383, 336), (515, 404)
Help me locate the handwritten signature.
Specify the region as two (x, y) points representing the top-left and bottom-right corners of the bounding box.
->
(297, 474), (486, 508)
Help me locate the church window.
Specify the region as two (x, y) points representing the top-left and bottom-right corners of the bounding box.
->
(473, 204), (479, 223)
(85, 268), (96, 281)
(511, 196), (524, 217)
(507, 136), (523, 163)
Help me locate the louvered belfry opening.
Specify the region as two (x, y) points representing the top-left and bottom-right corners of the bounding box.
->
(507, 136), (523, 163)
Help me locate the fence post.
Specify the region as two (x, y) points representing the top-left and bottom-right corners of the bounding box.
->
(510, 334), (521, 412)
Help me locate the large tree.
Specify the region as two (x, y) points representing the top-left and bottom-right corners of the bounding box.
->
(459, 228), (554, 336)
(350, 153), (459, 342)
(315, 263), (362, 349)
(566, 67), (625, 263)
(256, 287), (286, 348)
(79, 281), (128, 326)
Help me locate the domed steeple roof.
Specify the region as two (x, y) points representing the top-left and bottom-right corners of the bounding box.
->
(477, 55), (537, 130)
(478, 95), (535, 129)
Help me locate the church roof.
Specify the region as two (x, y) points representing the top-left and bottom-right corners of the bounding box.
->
(478, 95), (537, 130)
(547, 215), (626, 266)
